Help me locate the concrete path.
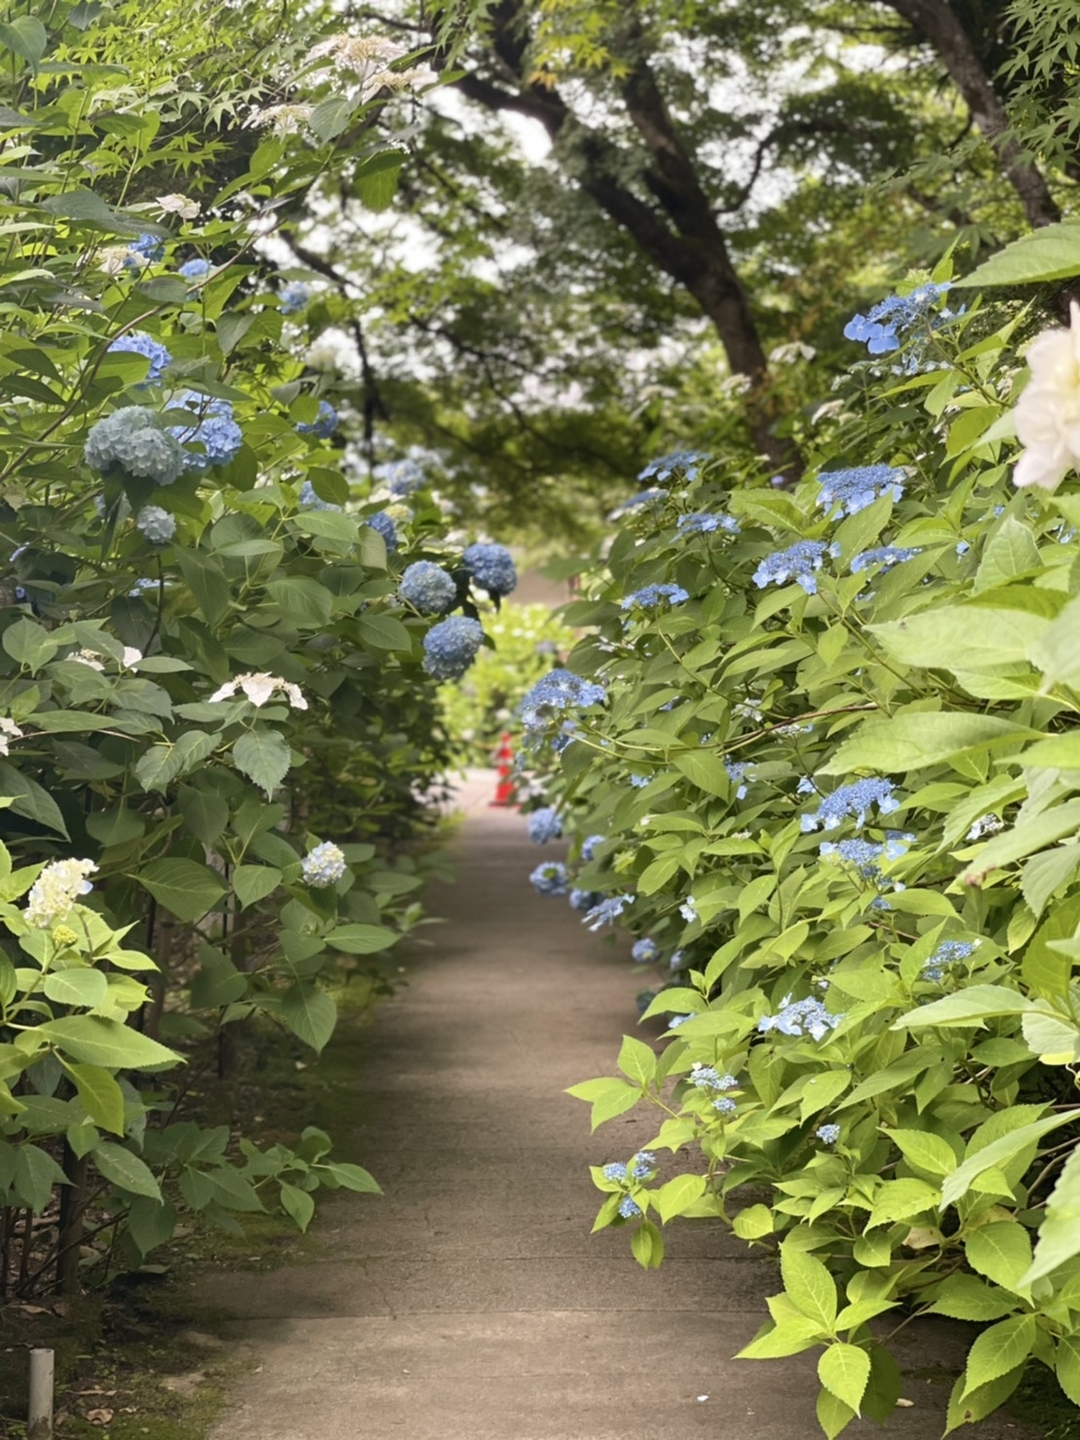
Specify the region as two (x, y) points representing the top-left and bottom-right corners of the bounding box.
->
(205, 774), (1029, 1440)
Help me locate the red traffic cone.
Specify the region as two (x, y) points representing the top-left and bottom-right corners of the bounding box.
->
(490, 731), (516, 807)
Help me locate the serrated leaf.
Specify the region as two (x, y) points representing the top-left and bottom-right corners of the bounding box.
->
(654, 1173), (706, 1223)
(326, 923), (397, 954)
(42, 968), (108, 1010)
(280, 982), (336, 1053)
(780, 1238), (837, 1329)
(139, 857), (225, 922)
(232, 728), (291, 797)
(616, 1033), (656, 1086)
(92, 1140), (161, 1200)
(962, 1315), (1036, 1397)
(64, 1061), (125, 1135)
(37, 1015), (180, 1070)
(818, 1343), (871, 1414)
(820, 712), (1032, 775)
(279, 1180), (315, 1232)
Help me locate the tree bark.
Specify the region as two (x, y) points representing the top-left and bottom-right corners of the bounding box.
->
(883, 0), (1059, 228)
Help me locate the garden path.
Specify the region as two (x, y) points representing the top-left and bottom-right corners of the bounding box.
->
(204, 773), (1030, 1440)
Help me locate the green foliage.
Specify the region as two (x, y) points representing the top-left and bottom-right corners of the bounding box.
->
(520, 259), (1080, 1429)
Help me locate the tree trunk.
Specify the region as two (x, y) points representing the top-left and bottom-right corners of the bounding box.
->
(884, 0), (1059, 228)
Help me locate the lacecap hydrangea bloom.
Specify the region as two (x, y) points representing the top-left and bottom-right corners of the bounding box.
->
(850, 545), (921, 573)
(583, 894), (634, 931)
(725, 759), (748, 799)
(801, 778), (900, 832)
(463, 542), (517, 598)
(816, 1123), (841, 1145)
(921, 937), (977, 982)
(366, 511), (399, 551)
(136, 505), (176, 546)
(399, 561), (457, 615)
(26, 858), (97, 929)
(279, 281), (311, 314)
(638, 450), (709, 484)
(107, 331), (172, 384)
(84, 407), (187, 486)
(422, 616), (484, 680)
(569, 888), (602, 912)
(178, 257), (210, 282)
(296, 400), (338, 438)
(618, 1196), (642, 1219)
(581, 834), (605, 862)
(758, 995), (843, 1041)
(0, 716), (23, 757)
(167, 392), (243, 472)
(302, 841), (347, 888)
(530, 861), (568, 896)
(209, 672), (307, 708)
(816, 465), (904, 516)
(527, 807), (562, 843)
(519, 669), (606, 732)
(819, 833), (913, 879)
(843, 282), (949, 355)
(620, 583), (689, 611)
(1013, 301), (1080, 491)
(631, 938), (659, 964)
(752, 540), (828, 595)
(689, 1063), (736, 1092)
(677, 512), (740, 535)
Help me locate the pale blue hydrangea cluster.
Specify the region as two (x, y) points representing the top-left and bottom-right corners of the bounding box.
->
(375, 453), (427, 496)
(817, 465), (904, 516)
(677, 512), (740, 535)
(621, 583), (689, 611)
(136, 505), (176, 546)
(178, 257), (210, 282)
(108, 331), (172, 384)
(279, 281), (311, 314)
(84, 407), (187, 486)
(463, 542), (517, 597)
(296, 400), (338, 438)
(581, 834), (605, 862)
(801, 778), (899, 832)
(569, 888), (602, 912)
(630, 1150), (656, 1178)
(921, 938), (977, 982)
(422, 616), (484, 680)
(527, 807), (562, 843)
(816, 1123), (841, 1145)
(366, 511), (399, 551)
(301, 841), (347, 888)
(530, 861), (568, 895)
(713, 1096), (737, 1115)
(819, 832), (912, 878)
(668, 948), (686, 970)
(298, 479), (341, 512)
(629, 774), (650, 789)
(753, 539), (828, 595)
(679, 897), (698, 922)
(168, 392), (243, 472)
(850, 545), (922, 573)
(618, 1196), (642, 1219)
(603, 1162), (628, 1181)
(399, 561), (456, 614)
(690, 1064), (736, 1092)
(843, 282), (950, 355)
(519, 669), (606, 732)
(725, 759), (748, 799)
(758, 995), (843, 1041)
(631, 938), (659, 964)
(638, 450), (709, 484)
(583, 894), (634, 931)
(129, 234), (165, 263)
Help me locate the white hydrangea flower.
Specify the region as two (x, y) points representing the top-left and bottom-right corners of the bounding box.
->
(99, 245), (140, 276)
(26, 858), (98, 929)
(208, 672), (308, 709)
(304, 35), (435, 102)
(156, 193), (200, 220)
(70, 649), (106, 671)
(122, 647), (143, 669)
(247, 103), (314, 135)
(0, 717), (23, 756)
(1014, 301), (1080, 491)
(768, 340), (816, 364)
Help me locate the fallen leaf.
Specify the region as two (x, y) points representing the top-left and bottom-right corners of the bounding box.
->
(87, 1409), (114, 1425)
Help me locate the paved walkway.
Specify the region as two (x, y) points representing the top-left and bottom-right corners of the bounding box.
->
(206, 774), (1028, 1439)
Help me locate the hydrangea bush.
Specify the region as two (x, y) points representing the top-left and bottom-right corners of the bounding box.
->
(518, 257), (1080, 1433)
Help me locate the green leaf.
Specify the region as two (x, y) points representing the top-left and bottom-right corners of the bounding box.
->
(780, 1238), (837, 1329)
(139, 857), (225, 922)
(127, 1195), (178, 1257)
(871, 606), (1046, 670)
(956, 221), (1080, 287)
(629, 1217), (664, 1269)
(323, 1161), (381, 1194)
(818, 1343), (871, 1415)
(733, 1203), (774, 1239)
(0, 16), (48, 69)
(357, 613), (412, 651)
(962, 1316), (1036, 1397)
(190, 947), (247, 1009)
(617, 1034), (656, 1087)
(37, 1016), (180, 1071)
(945, 1365), (1025, 1434)
(654, 1173), (706, 1223)
(893, 984), (1030, 1031)
(280, 982), (336, 1053)
(353, 150), (403, 211)
(672, 750), (729, 796)
(326, 923), (397, 954)
(1031, 592), (1080, 686)
(927, 1275), (1019, 1322)
(177, 787), (230, 846)
(233, 864), (281, 910)
(64, 1061), (125, 1135)
(0, 762), (69, 837)
(2, 617), (58, 671)
(1056, 1336), (1080, 1406)
(737, 1317), (822, 1359)
(1023, 1145), (1080, 1284)
(942, 1111), (1075, 1208)
(92, 1140), (161, 1200)
(565, 1076), (642, 1130)
(266, 577), (333, 628)
(136, 731), (218, 792)
(820, 713), (1032, 775)
(866, 1178), (939, 1228)
(12, 1143), (68, 1211)
(42, 968), (108, 1009)
(279, 1180), (315, 1232)
(883, 1128), (957, 1180)
(974, 518), (1040, 590)
(173, 548), (231, 627)
(232, 728), (291, 797)
(965, 1221), (1033, 1293)
(309, 95), (353, 142)
(815, 1385), (856, 1440)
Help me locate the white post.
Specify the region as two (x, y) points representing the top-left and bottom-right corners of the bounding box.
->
(28, 1347), (54, 1440)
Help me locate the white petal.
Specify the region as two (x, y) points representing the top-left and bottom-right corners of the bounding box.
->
(240, 673), (277, 706)
(208, 680), (238, 703)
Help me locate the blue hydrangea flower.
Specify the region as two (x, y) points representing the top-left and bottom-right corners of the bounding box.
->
(84, 407), (187, 486)
(463, 542), (517, 598)
(530, 861), (568, 896)
(527, 807), (562, 844)
(816, 1123), (841, 1144)
(677, 512), (740, 535)
(400, 561), (456, 614)
(668, 1014), (693, 1028)
(668, 948), (686, 970)
(128, 233), (165, 263)
(375, 455), (427, 496)
(801, 778), (900, 832)
(178, 257), (210, 282)
(583, 894), (635, 931)
(298, 479), (342, 512)
(618, 1195), (642, 1219)
(638, 450), (709, 484)
(569, 887), (602, 912)
(752, 540), (828, 595)
(612, 488), (664, 517)
(621, 583), (690, 611)
(844, 282), (950, 355)
(296, 400), (338, 438)
(302, 841), (347, 888)
(725, 759), (748, 799)
(679, 896), (698, 923)
(602, 1162), (628, 1181)
(519, 669), (606, 731)
(631, 938), (660, 964)
(581, 833), (605, 861)
(690, 1064), (736, 1092)
(850, 545), (922, 573)
(629, 774), (650, 789)
(630, 1151), (656, 1178)
(136, 505), (176, 545)
(167, 392), (243, 472)
(819, 833), (913, 878)
(279, 281), (311, 314)
(920, 938), (977, 981)
(758, 994), (843, 1041)
(816, 465), (905, 516)
(366, 511), (399, 552)
(796, 776), (816, 795)
(713, 1096), (736, 1115)
(108, 332), (173, 385)
(422, 615), (484, 680)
